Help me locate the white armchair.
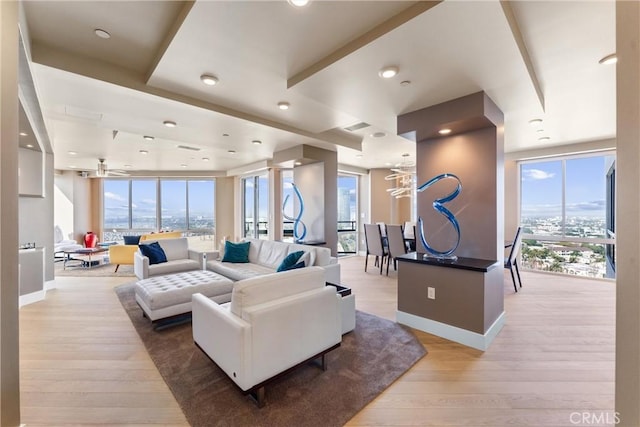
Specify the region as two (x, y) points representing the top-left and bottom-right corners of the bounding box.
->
(192, 266), (342, 407)
(53, 225), (82, 257)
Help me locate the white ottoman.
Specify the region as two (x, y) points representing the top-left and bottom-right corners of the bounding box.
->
(135, 270), (234, 323)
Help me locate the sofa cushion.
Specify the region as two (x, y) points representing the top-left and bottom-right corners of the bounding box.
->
(207, 260), (274, 281)
(148, 259), (201, 276)
(139, 242), (167, 265)
(222, 241), (251, 263)
(252, 239), (289, 269)
(156, 238), (190, 261)
(123, 235), (141, 245)
(230, 266), (325, 318)
(276, 250), (304, 272)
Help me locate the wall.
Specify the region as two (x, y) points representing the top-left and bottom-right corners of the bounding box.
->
(72, 175), (92, 243)
(18, 147), (43, 196)
(369, 168), (393, 224)
(19, 152), (54, 281)
(215, 176), (235, 248)
(504, 159), (519, 239)
(0, 1), (21, 424)
(53, 171), (75, 239)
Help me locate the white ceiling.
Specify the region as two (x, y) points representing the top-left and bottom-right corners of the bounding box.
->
(21, 0), (616, 175)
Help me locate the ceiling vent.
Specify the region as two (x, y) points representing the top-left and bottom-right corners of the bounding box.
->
(177, 145), (201, 151)
(344, 122), (371, 132)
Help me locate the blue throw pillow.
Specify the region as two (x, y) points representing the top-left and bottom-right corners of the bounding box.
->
(123, 235), (141, 245)
(277, 251), (305, 272)
(139, 242), (167, 265)
(281, 261), (305, 272)
(222, 241), (251, 263)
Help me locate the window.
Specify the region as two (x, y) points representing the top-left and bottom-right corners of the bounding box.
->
(519, 153), (615, 278)
(132, 180), (156, 230)
(102, 178), (215, 247)
(337, 174), (358, 254)
(103, 180), (130, 231)
(161, 180), (186, 230)
(242, 174), (269, 239)
(282, 170), (294, 242)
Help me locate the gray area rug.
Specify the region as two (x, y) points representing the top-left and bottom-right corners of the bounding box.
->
(115, 283), (427, 427)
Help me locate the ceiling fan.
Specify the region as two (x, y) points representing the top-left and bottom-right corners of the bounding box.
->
(96, 158), (129, 177)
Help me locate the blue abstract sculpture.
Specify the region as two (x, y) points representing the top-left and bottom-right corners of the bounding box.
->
(282, 183), (307, 241)
(417, 173), (462, 260)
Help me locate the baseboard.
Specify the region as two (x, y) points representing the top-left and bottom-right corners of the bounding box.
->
(19, 290), (46, 308)
(396, 310), (506, 351)
(45, 279), (57, 291)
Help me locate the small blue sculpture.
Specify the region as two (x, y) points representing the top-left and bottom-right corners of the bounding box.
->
(282, 183), (307, 241)
(417, 173), (462, 260)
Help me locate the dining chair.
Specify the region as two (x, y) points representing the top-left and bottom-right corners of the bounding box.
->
(403, 221), (416, 251)
(376, 222), (388, 247)
(364, 223), (388, 275)
(505, 226), (524, 292)
(386, 224), (407, 275)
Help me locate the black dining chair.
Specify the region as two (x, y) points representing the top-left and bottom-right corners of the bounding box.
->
(364, 223), (388, 275)
(505, 226), (523, 292)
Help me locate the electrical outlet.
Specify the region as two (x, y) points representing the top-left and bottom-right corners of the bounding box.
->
(427, 287), (436, 300)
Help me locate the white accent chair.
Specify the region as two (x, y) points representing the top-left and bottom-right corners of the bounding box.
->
(192, 266), (342, 407)
(53, 225), (82, 258)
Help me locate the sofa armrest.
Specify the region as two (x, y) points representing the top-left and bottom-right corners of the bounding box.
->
(192, 294), (252, 390)
(323, 262), (341, 284)
(134, 251), (149, 280)
(204, 250), (220, 261)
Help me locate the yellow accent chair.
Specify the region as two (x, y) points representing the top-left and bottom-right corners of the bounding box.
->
(109, 231), (183, 272)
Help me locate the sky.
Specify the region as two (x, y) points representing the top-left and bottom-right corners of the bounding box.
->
(521, 155), (614, 218)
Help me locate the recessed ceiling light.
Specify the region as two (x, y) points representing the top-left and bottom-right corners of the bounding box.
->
(202, 157), (210, 162)
(599, 53), (617, 65)
(143, 135), (154, 141)
(402, 153), (410, 158)
(288, 0), (310, 6)
(163, 120), (177, 128)
(68, 165), (76, 169)
(200, 74), (218, 86)
(529, 118), (543, 126)
(19, 132), (27, 136)
(400, 80), (411, 86)
(538, 136), (551, 141)
(228, 150), (236, 154)
(355, 154), (363, 158)
(180, 164), (187, 168)
(294, 161), (302, 166)
(68, 151), (77, 155)
(252, 140), (262, 145)
(385, 162), (392, 166)
(26, 144), (34, 148)
(371, 132), (386, 138)
(439, 128), (452, 135)
(124, 164), (132, 168)
(223, 133), (229, 137)
(277, 102), (290, 110)
(139, 150), (149, 154)
(378, 66), (399, 79)
(94, 28), (111, 39)
(536, 128), (544, 133)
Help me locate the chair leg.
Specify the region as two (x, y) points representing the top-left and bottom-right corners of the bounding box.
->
(510, 267), (518, 292)
(386, 255), (390, 276)
(514, 260), (522, 289)
(364, 254), (369, 272)
(114, 264), (120, 273)
(379, 255), (384, 275)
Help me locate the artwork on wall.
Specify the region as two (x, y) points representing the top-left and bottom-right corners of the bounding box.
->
(417, 173), (462, 260)
(282, 183), (307, 241)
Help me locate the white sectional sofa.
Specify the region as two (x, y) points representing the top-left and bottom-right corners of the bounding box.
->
(206, 238), (341, 284)
(134, 237), (202, 280)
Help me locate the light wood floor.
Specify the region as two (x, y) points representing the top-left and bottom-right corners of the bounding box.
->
(19, 257), (615, 426)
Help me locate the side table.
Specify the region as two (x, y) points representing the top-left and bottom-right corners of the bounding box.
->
(326, 282), (356, 334)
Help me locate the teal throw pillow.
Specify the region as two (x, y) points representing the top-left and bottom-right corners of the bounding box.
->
(281, 261), (305, 272)
(138, 242), (167, 265)
(277, 251), (305, 272)
(222, 241), (251, 263)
